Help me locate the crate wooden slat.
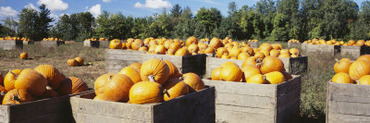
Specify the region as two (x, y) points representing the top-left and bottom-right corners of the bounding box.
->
(326, 82), (370, 123)
(249, 42), (259, 48)
(0, 40), (23, 50)
(83, 41), (100, 48)
(22, 41), (34, 45)
(288, 42), (301, 49)
(302, 44), (341, 56)
(0, 90), (93, 123)
(41, 41), (65, 48)
(204, 76), (301, 123)
(71, 87), (215, 123)
(204, 56), (308, 78)
(340, 46), (370, 58)
(105, 49), (146, 73)
(99, 41), (110, 48)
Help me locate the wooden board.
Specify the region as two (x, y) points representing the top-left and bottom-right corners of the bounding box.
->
(204, 76), (301, 123)
(326, 82), (370, 123)
(83, 41), (100, 48)
(41, 41), (65, 48)
(0, 40), (23, 50)
(340, 46), (370, 58)
(288, 42), (301, 49)
(302, 44), (340, 56)
(22, 41), (34, 45)
(71, 87), (215, 123)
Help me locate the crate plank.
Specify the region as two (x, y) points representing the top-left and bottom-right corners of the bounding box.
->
(84, 41), (100, 48)
(328, 113), (370, 123)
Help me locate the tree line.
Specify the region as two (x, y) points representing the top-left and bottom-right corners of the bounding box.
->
(1, 0), (369, 42)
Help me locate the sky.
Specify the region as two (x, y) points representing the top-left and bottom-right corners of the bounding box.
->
(0, 0), (368, 22)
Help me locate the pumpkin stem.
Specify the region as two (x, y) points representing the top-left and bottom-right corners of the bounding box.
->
(262, 75), (267, 81)
(335, 59), (339, 63)
(163, 89), (170, 97)
(108, 75), (113, 82)
(0, 92), (5, 96)
(9, 70), (18, 78)
(148, 75), (156, 82)
(46, 86), (52, 90)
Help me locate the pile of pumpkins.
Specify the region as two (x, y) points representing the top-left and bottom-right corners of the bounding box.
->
(67, 57), (84, 66)
(0, 64), (89, 104)
(85, 38), (108, 41)
(42, 37), (63, 41)
(211, 56), (293, 84)
(303, 39), (370, 47)
(0, 36), (21, 41)
(332, 54), (370, 85)
(93, 58), (205, 104)
(109, 37), (300, 59)
(288, 39), (300, 43)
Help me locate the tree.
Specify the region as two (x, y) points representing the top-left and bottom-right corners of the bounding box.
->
(194, 8), (222, 38)
(256, 0), (277, 38)
(270, 13), (289, 41)
(172, 7), (194, 39)
(2, 17), (17, 36)
(94, 11), (133, 39)
(349, 1), (370, 39)
(35, 4), (53, 40)
(18, 8), (39, 40)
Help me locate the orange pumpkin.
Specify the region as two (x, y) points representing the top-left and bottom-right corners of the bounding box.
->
(254, 52), (265, 60)
(102, 74), (133, 102)
(154, 45), (166, 54)
(138, 46), (148, 51)
(93, 94), (110, 101)
(220, 62), (243, 82)
(4, 69), (22, 91)
(109, 39), (122, 49)
(164, 60), (181, 78)
(169, 42), (181, 51)
(74, 57), (84, 66)
(163, 78), (189, 101)
(182, 73), (205, 92)
(259, 43), (273, 51)
(56, 78), (72, 96)
(129, 62), (142, 72)
(359, 75), (370, 85)
(241, 57), (262, 69)
(289, 48), (300, 56)
(357, 55), (370, 63)
(216, 47), (228, 58)
(131, 39), (144, 50)
(40, 87), (58, 99)
(247, 74), (267, 84)
(334, 58), (352, 73)
(2, 89), (33, 105)
(188, 44), (199, 54)
(34, 64), (65, 90)
(186, 36), (198, 46)
(119, 67), (142, 83)
(128, 81), (164, 104)
(14, 69), (48, 96)
(348, 60), (370, 80)
(209, 38), (222, 49)
(260, 56), (284, 74)
(0, 85), (7, 101)
(241, 65), (261, 81)
(67, 59), (78, 66)
(140, 59), (170, 85)
(265, 71), (285, 84)
(174, 47), (189, 56)
(69, 77), (89, 94)
(238, 52), (250, 60)
(20, 52), (28, 60)
(94, 73), (115, 95)
(332, 72), (354, 84)
(211, 67), (222, 80)
(269, 49), (280, 57)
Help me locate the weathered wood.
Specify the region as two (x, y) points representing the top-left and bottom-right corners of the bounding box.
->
(0, 90), (93, 123)
(302, 44), (341, 56)
(22, 41), (34, 45)
(341, 46), (370, 58)
(40, 41), (65, 48)
(326, 82), (370, 123)
(71, 87), (215, 123)
(249, 42), (259, 48)
(0, 40), (23, 50)
(105, 49), (145, 73)
(84, 41), (100, 48)
(204, 76), (301, 123)
(288, 42), (301, 49)
(99, 41), (110, 48)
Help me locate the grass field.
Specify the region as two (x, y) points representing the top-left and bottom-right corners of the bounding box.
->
(0, 41), (346, 122)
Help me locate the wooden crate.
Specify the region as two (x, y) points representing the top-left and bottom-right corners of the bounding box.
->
(340, 46), (370, 58)
(249, 42), (259, 48)
(302, 44), (341, 56)
(288, 42), (301, 49)
(326, 82), (370, 123)
(204, 76), (301, 123)
(204, 56), (308, 78)
(41, 41), (65, 48)
(83, 40), (100, 48)
(65, 41), (75, 44)
(99, 41), (110, 48)
(71, 87), (215, 123)
(141, 54), (206, 76)
(0, 40), (23, 50)
(0, 90), (93, 123)
(105, 49), (146, 73)
(22, 41), (34, 45)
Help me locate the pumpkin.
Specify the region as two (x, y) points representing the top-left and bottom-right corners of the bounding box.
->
(163, 78), (189, 101)
(265, 71), (285, 84)
(289, 48), (300, 56)
(209, 38), (222, 49)
(348, 60), (370, 80)
(211, 67), (222, 80)
(148, 45), (157, 53)
(216, 47), (228, 58)
(220, 62), (243, 82)
(241, 57), (262, 69)
(102, 74), (133, 102)
(280, 49), (290, 55)
(109, 39), (122, 49)
(14, 69), (48, 96)
(169, 42), (181, 51)
(182, 73), (205, 92)
(247, 74), (267, 84)
(34, 64), (65, 90)
(359, 75), (370, 85)
(260, 56), (284, 74)
(164, 60), (181, 78)
(119, 67), (142, 83)
(357, 55), (370, 63)
(260, 50), (270, 56)
(94, 73), (115, 95)
(20, 52), (28, 59)
(334, 58), (352, 73)
(241, 65), (261, 81)
(69, 77), (89, 94)
(2, 89), (33, 105)
(186, 36), (198, 46)
(74, 57), (84, 66)
(174, 47), (189, 56)
(131, 39), (144, 50)
(4, 69), (22, 91)
(40, 87), (58, 99)
(154, 45), (166, 54)
(259, 43), (272, 51)
(139, 46), (148, 51)
(188, 44), (199, 54)
(121, 42), (126, 49)
(129, 62), (142, 72)
(140, 59), (170, 85)
(204, 47), (215, 54)
(254, 52), (265, 60)
(238, 52), (250, 60)
(56, 78), (72, 95)
(240, 46), (254, 56)
(229, 48), (241, 58)
(269, 49), (280, 57)
(332, 72), (354, 84)
(93, 94), (110, 101)
(67, 59), (78, 66)
(128, 81), (164, 104)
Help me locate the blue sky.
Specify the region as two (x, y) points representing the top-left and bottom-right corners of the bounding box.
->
(0, 0), (367, 21)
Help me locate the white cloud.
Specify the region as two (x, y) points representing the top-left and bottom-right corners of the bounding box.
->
(197, 0), (222, 5)
(24, 3), (38, 11)
(88, 4), (101, 18)
(37, 0), (68, 11)
(0, 6), (18, 17)
(102, 0), (111, 3)
(134, 0), (172, 9)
